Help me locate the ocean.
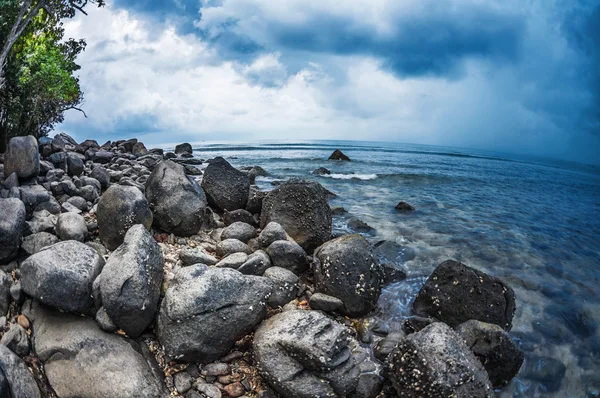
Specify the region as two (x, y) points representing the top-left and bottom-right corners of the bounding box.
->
(176, 140), (600, 397)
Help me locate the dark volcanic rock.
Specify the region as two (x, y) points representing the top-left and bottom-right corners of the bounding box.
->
(312, 167), (331, 175)
(90, 166), (110, 190)
(314, 234), (381, 317)
(157, 266), (271, 362)
(223, 208), (255, 226)
(456, 320), (524, 387)
(97, 225), (164, 337)
(97, 185), (153, 250)
(55, 212), (87, 242)
(258, 222), (287, 248)
(132, 142), (148, 157)
(91, 150), (114, 164)
(263, 266), (298, 307)
(146, 160), (208, 236)
(265, 239), (309, 275)
(28, 301), (164, 398)
(0, 271), (9, 315)
(260, 179), (332, 253)
(179, 248), (218, 266)
(386, 322), (494, 398)
(246, 187), (266, 215)
(0, 344), (41, 398)
(0, 198), (26, 263)
(395, 201), (415, 211)
(254, 310), (360, 398)
(216, 239), (249, 257)
(201, 157), (250, 211)
(309, 292), (344, 312)
(328, 149), (351, 161)
(237, 250), (271, 275)
(66, 153), (84, 177)
(20, 241), (104, 314)
(175, 143), (193, 155)
(221, 221), (256, 243)
(412, 260), (516, 331)
(4, 135), (40, 180)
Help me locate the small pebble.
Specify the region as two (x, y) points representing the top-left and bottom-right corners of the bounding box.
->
(174, 371), (193, 394)
(195, 382), (222, 398)
(221, 351), (243, 363)
(202, 362), (230, 376)
(223, 382), (246, 397)
(17, 315), (30, 329)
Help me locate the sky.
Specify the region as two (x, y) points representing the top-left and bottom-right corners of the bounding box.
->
(58, 0), (600, 164)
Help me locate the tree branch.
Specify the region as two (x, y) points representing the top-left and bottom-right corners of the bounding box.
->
(68, 0), (89, 15)
(66, 105), (88, 118)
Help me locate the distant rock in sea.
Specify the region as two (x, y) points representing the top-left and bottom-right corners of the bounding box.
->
(328, 149), (351, 161)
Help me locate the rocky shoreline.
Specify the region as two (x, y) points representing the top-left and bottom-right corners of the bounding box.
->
(0, 134), (524, 398)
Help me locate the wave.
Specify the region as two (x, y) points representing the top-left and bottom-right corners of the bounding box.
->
(321, 173), (379, 180)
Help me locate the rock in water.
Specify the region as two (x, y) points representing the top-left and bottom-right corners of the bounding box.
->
(27, 302), (164, 398)
(254, 310), (360, 398)
(456, 320), (524, 387)
(157, 266), (271, 362)
(395, 201), (415, 211)
(386, 322), (494, 398)
(201, 157), (250, 211)
(412, 260), (516, 331)
(0, 345), (41, 398)
(0, 198), (26, 263)
(175, 142), (193, 155)
(314, 234), (381, 317)
(328, 149), (351, 161)
(145, 160), (208, 236)
(97, 225), (164, 337)
(20, 241), (104, 315)
(97, 185), (153, 250)
(4, 136), (40, 180)
(260, 179), (332, 253)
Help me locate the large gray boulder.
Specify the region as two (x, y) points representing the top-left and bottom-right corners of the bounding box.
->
(145, 160), (208, 236)
(4, 136), (39, 180)
(97, 185), (153, 250)
(90, 166), (110, 190)
(20, 241), (104, 314)
(55, 212), (87, 242)
(456, 320), (524, 387)
(157, 266), (271, 362)
(0, 345), (41, 398)
(386, 322), (494, 398)
(27, 301), (164, 398)
(313, 234), (382, 317)
(0, 198), (26, 263)
(19, 184), (50, 216)
(201, 157), (250, 211)
(253, 310), (360, 398)
(0, 271), (9, 315)
(258, 221), (287, 248)
(97, 225), (164, 337)
(412, 260), (516, 331)
(260, 179), (331, 253)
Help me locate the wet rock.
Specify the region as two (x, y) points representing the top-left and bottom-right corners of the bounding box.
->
(157, 266), (271, 362)
(328, 149), (351, 161)
(0, 345), (41, 398)
(258, 222), (287, 248)
(20, 241), (104, 314)
(237, 250), (271, 276)
(402, 316), (435, 334)
(221, 222), (256, 243)
(97, 225), (164, 337)
(4, 135), (40, 180)
(314, 234), (381, 317)
(395, 201), (415, 211)
(215, 252), (248, 269)
(0, 198), (26, 262)
(0, 271), (9, 316)
(179, 247), (218, 266)
(20, 232), (59, 255)
(521, 355), (566, 393)
(97, 185), (153, 250)
(312, 167), (331, 175)
(28, 301), (164, 398)
(55, 212), (87, 242)
(412, 260), (516, 331)
(254, 310), (359, 398)
(456, 320), (524, 387)
(265, 240), (309, 275)
(260, 179), (332, 253)
(380, 263), (407, 285)
(309, 292), (344, 312)
(264, 267), (297, 307)
(0, 324), (29, 357)
(201, 157), (250, 211)
(348, 217), (375, 234)
(216, 239), (249, 257)
(386, 322), (494, 398)
(175, 143), (193, 155)
(146, 160), (208, 236)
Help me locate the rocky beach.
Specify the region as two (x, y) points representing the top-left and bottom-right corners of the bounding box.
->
(1, 134), (530, 397)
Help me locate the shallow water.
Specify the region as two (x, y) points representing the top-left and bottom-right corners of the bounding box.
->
(178, 140), (600, 397)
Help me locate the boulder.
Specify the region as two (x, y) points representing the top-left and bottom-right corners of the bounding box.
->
(221, 222), (255, 243)
(412, 260), (516, 331)
(265, 240), (309, 275)
(132, 142), (148, 157)
(0, 345), (41, 398)
(157, 266), (271, 362)
(179, 248), (218, 266)
(19, 184), (50, 216)
(201, 157), (250, 211)
(312, 167), (331, 175)
(313, 234), (381, 317)
(258, 222), (287, 248)
(79, 184), (99, 203)
(215, 252), (248, 269)
(97, 185), (153, 250)
(309, 293), (344, 312)
(0, 271), (9, 315)
(91, 150), (114, 164)
(20, 241), (104, 314)
(90, 166), (110, 190)
(20, 232), (59, 255)
(4, 136), (39, 180)
(27, 302), (164, 398)
(97, 225), (164, 337)
(0, 198), (26, 263)
(456, 320), (524, 387)
(55, 212), (87, 242)
(395, 201), (415, 211)
(223, 209), (255, 226)
(145, 160), (208, 236)
(386, 322), (494, 398)
(66, 196), (88, 211)
(237, 250), (271, 276)
(254, 310), (360, 398)
(216, 239), (249, 257)
(263, 266), (298, 307)
(328, 149), (351, 161)
(0, 324), (29, 357)
(246, 187), (266, 215)
(175, 143), (193, 155)
(260, 179), (332, 253)
(66, 154), (84, 177)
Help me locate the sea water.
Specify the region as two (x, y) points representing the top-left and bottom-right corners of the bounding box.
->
(175, 140), (600, 397)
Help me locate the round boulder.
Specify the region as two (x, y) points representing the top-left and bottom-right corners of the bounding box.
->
(55, 212), (87, 242)
(221, 222), (256, 243)
(4, 136), (40, 180)
(97, 185), (153, 250)
(201, 157), (250, 211)
(0, 198), (26, 263)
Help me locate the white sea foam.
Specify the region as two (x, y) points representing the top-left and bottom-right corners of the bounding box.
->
(322, 173), (378, 180)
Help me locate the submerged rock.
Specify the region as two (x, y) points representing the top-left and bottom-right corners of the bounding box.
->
(328, 149), (351, 161)
(412, 260), (516, 331)
(201, 157), (250, 211)
(395, 201), (415, 211)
